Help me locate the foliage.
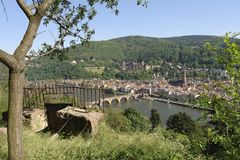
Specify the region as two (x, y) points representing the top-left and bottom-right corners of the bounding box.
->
(189, 124), (209, 155)
(166, 112), (196, 136)
(105, 110), (132, 132)
(0, 123), (203, 160)
(150, 109), (161, 130)
(198, 33), (240, 159)
(26, 58), (95, 80)
(123, 107), (149, 132)
(26, 35), (230, 80)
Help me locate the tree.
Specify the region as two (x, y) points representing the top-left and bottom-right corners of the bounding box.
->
(124, 107), (149, 132)
(166, 112), (196, 136)
(198, 33), (240, 159)
(149, 109), (161, 130)
(0, 1), (147, 159)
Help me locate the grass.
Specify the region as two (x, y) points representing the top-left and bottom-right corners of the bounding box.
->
(84, 67), (105, 74)
(0, 122), (205, 160)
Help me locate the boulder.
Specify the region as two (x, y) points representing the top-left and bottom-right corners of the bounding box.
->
(23, 109), (48, 132)
(2, 109), (48, 132)
(53, 107), (104, 135)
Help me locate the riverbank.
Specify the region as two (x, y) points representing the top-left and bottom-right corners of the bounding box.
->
(143, 95), (212, 111)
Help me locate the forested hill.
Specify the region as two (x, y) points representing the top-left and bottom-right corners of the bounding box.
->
(26, 35), (226, 80)
(67, 35), (223, 65)
(111, 35), (220, 45)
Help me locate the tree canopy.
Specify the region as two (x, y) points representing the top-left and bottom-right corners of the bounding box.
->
(198, 33), (240, 159)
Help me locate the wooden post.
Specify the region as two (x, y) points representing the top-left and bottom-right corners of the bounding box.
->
(102, 88), (105, 112)
(90, 88), (93, 105)
(95, 89), (97, 104)
(98, 88), (101, 107)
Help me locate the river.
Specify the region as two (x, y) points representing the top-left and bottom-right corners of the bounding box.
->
(106, 99), (203, 127)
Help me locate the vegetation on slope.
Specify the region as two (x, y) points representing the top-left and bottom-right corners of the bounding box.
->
(25, 35), (227, 80)
(0, 122), (203, 160)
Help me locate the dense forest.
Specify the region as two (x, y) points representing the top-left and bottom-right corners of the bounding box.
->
(1, 35), (229, 80)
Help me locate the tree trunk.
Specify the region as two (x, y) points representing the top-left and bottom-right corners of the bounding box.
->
(7, 69), (24, 160)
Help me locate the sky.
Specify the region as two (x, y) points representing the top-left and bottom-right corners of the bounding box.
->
(0, 0), (240, 53)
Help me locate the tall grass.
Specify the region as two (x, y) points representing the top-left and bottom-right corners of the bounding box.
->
(0, 122), (205, 160)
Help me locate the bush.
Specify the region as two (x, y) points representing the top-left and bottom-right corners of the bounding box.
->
(190, 124), (208, 155)
(166, 112), (196, 136)
(106, 111), (132, 132)
(150, 109), (161, 130)
(124, 107), (149, 132)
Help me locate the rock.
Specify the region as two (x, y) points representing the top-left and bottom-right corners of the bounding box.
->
(53, 106), (104, 135)
(23, 109), (48, 132)
(2, 109), (48, 133)
(0, 127), (7, 135)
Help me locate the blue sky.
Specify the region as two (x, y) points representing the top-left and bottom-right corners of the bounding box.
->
(0, 0), (240, 53)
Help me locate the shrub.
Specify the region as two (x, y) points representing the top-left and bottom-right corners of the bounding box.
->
(106, 110), (132, 132)
(166, 112), (196, 136)
(149, 109), (161, 130)
(190, 124), (208, 155)
(124, 107), (149, 132)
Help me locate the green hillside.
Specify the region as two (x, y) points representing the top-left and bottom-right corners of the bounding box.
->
(26, 35), (225, 80)
(68, 35), (223, 65)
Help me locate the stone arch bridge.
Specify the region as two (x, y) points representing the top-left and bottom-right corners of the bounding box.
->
(90, 94), (143, 106)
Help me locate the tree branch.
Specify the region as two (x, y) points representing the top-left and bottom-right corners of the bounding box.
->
(0, 49), (20, 70)
(1, 0), (8, 21)
(27, 29), (68, 58)
(16, 0), (33, 19)
(13, 16), (42, 60)
(14, 0), (56, 60)
(47, 15), (83, 39)
(37, 0), (55, 16)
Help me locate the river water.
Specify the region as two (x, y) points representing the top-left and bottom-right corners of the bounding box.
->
(107, 99), (203, 127)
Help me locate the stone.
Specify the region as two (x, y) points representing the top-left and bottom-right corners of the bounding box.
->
(53, 106), (104, 135)
(2, 109), (48, 133)
(23, 109), (48, 132)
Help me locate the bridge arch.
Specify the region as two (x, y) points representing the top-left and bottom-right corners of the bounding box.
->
(128, 95), (135, 101)
(120, 97), (128, 103)
(103, 100), (110, 106)
(111, 98), (119, 104)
